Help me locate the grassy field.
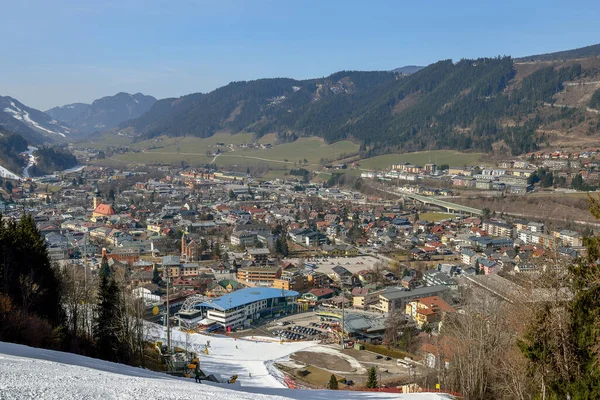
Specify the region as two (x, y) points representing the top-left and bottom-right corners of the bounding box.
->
(79, 132), (262, 152)
(144, 132), (261, 153)
(77, 132), (134, 150)
(361, 343), (416, 360)
(82, 133), (486, 178)
(359, 150), (485, 170)
(237, 137), (359, 165)
(419, 212), (457, 222)
(109, 135), (359, 170)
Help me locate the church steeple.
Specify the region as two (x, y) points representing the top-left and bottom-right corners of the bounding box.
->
(181, 231), (186, 261)
(92, 185), (102, 209)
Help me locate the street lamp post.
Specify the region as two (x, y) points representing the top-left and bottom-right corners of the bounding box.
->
(165, 265), (171, 353)
(340, 286), (344, 347)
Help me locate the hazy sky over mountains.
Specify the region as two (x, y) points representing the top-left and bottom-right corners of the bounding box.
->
(2, 0), (599, 110)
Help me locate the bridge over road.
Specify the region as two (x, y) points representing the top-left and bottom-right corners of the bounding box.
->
(379, 188), (483, 216)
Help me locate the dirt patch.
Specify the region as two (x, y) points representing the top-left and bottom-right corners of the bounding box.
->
(291, 351), (355, 373)
(224, 101), (245, 123)
(452, 193), (599, 229)
(554, 81), (600, 106)
(393, 92), (421, 114)
(277, 363), (345, 389)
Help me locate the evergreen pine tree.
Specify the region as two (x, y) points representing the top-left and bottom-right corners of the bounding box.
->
(366, 366), (378, 389)
(282, 237), (289, 257)
(214, 242), (221, 259)
(13, 213), (63, 325)
(152, 264), (161, 284)
(94, 256), (121, 362)
(275, 237), (283, 255)
(328, 374), (338, 390)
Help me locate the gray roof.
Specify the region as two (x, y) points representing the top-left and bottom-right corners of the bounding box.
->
(379, 285), (450, 301)
(247, 248), (270, 255)
(162, 255), (180, 266)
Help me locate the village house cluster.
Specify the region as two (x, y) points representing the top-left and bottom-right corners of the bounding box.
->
(360, 151), (600, 195)
(0, 160), (587, 371)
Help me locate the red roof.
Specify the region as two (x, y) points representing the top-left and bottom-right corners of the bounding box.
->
(94, 203), (116, 216)
(411, 296), (456, 313)
(309, 288), (334, 298)
(351, 287), (369, 296)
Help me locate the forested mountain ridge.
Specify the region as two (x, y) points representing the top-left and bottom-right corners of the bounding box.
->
(392, 65), (424, 75)
(29, 147), (78, 177)
(120, 54), (600, 156)
(47, 93), (156, 134)
(0, 130), (29, 174)
(515, 43), (600, 62)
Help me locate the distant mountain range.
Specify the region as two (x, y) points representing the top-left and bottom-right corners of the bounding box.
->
(515, 43), (600, 62)
(46, 92), (156, 134)
(2, 42), (600, 160)
(119, 50), (600, 156)
(0, 92), (156, 143)
(392, 65), (424, 75)
(0, 96), (71, 143)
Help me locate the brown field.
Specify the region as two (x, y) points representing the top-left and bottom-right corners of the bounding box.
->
(453, 192), (600, 229)
(291, 351), (354, 373)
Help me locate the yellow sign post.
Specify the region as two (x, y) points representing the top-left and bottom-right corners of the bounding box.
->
(152, 306), (159, 315)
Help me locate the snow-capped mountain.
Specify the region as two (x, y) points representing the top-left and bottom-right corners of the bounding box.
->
(0, 96), (71, 139)
(43, 102), (89, 124)
(46, 92), (156, 134)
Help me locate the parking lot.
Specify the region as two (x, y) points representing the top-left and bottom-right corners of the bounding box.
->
(283, 255), (382, 275)
(272, 324), (324, 341)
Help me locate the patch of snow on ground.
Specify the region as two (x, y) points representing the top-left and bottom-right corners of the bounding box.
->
(0, 340), (452, 399)
(5, 101), (66, 137)
(0, 165), (20, 180)
(22, 146), (37, 178)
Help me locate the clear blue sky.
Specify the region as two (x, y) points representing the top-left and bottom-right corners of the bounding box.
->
(2, 0), (599, 110)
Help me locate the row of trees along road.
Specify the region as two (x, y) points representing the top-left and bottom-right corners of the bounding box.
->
(0, 213), (147, 366)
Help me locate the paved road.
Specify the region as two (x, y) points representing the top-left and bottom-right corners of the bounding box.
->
(377, 187), (483, 215)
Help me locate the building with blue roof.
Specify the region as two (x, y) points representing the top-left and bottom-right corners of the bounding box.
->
(196, 287), (299, 330)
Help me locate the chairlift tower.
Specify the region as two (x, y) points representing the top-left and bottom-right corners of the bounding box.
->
(165, 266), (171, 353)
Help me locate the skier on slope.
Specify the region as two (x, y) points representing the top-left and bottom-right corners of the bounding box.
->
(194, 365), (202, 383)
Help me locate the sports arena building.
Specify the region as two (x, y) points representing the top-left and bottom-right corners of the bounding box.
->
(195, 287), (299, 330)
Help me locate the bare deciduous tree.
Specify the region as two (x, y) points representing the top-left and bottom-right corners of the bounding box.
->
(442, 291), (538, 400)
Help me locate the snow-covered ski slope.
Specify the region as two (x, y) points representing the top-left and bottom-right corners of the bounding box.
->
(0, 333), (451, 399)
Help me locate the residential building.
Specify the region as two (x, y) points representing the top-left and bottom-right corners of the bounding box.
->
(245, 248), (271, 265)
(558, 230), (583, 247)
(304, 231), (327, 247)
(405, 296), (456, 328)
(273, 268), (308, 291)
(373, 285), (450, 313)
(237, 265), (282, 286)
(306, 271), (329, 288)
(230, 231), (257, 247)
(352, 287), (382, 309)
(423, 270), (458, 290)
(482, 220), (513, 238)
(461, 249), (477, 266)
(302, 288), (334, 303)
